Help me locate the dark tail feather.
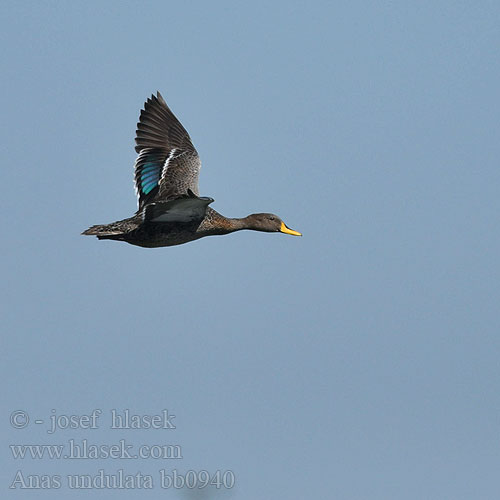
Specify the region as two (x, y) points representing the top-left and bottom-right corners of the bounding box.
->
(82, 225), (126, 240)
(96, 233), (126, 241)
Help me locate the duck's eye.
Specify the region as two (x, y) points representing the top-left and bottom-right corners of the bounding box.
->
(269, 216), (275, 221)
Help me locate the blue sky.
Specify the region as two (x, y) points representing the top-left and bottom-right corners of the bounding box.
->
(2, 1), (500, 499)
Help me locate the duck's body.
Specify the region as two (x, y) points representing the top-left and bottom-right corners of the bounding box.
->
(86, 207), (249, 248)
(83, 92), (301, 247)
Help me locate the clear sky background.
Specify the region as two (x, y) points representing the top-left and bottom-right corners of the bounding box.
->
(2, 1), (500, 499)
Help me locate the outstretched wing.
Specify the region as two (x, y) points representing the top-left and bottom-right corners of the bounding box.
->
(134, 92), (201, 210)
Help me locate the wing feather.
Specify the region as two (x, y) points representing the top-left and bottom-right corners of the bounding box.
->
(133, 92), (201, 209)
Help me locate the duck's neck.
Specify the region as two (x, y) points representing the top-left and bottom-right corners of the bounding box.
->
(206, 211), (253, 234)
(226, 216), (253, 231)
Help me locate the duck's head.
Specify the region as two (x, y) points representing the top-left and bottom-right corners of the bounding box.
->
(245, 213), (302, 236)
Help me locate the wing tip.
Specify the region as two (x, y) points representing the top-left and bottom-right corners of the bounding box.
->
(134, 90), (167, 152)
(156, 90), (165, 103)
(146, 90), (166, 107)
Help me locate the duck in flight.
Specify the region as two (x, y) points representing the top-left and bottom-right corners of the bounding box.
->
(82, 92), (301, 247)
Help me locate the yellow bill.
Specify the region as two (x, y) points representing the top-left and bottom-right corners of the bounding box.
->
(280, 221), (302, 236)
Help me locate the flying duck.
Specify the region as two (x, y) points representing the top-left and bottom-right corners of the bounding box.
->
(82, 92), (301, 247)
